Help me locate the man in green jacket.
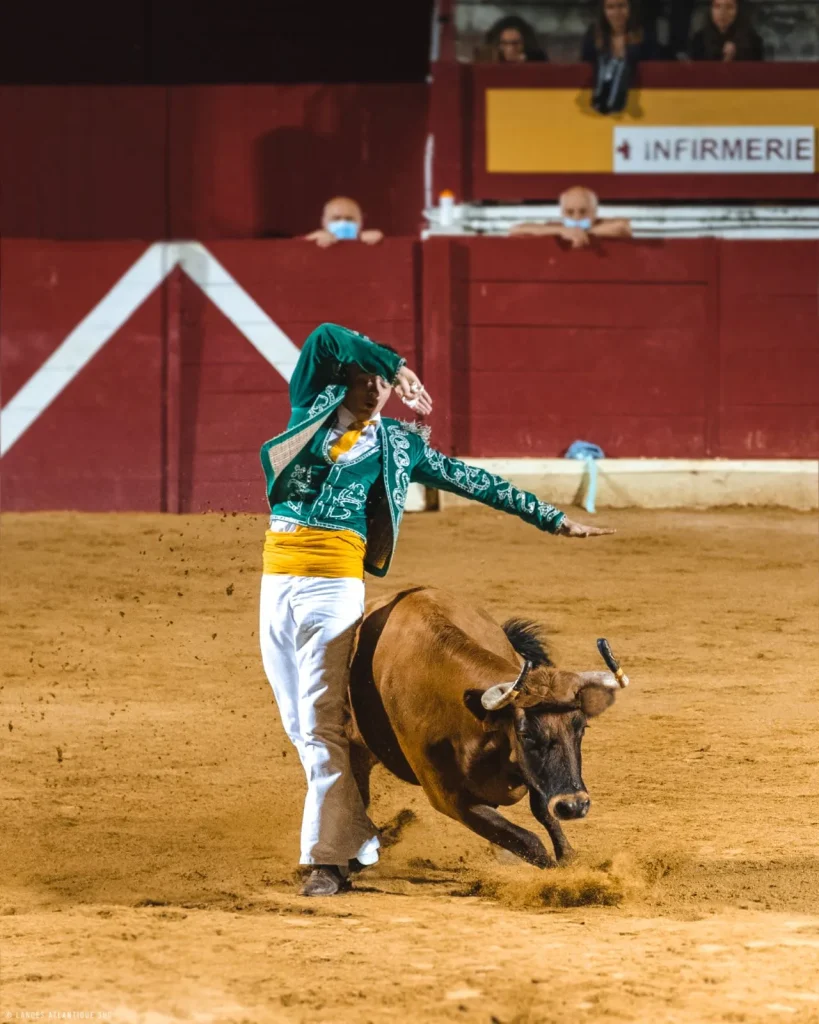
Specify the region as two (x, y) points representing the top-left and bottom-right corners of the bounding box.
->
(259, 322), (612, 896)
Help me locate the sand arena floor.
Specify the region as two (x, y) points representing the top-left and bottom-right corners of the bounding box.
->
(1, 505), (818, 1024)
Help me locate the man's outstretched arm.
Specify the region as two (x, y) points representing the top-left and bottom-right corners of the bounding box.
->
(411, 447), (614, 538)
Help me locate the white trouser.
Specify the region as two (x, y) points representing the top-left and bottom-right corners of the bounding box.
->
(259, 573), (380, 868)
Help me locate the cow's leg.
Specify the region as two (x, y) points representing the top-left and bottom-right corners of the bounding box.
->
(529, 790), (575, 863)
(407, 743), (553, 868)
(428, 789), (553, 868)
(463, 803), (553, 868)
(349, 741), (375, 810)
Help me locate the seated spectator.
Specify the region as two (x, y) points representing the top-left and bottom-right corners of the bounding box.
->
(483, 15), (548, 62)
(509, 186), (631, 248)
(689, 0), (764, 60)
(581, 0), (663, 113)
(304, 197), (384, 248)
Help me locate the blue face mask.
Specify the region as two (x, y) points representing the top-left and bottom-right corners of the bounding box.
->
(327, 219), (360, 241)
(563, 217), (593, 230)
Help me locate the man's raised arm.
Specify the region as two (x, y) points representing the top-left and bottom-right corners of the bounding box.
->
(289, 323), (406, 411)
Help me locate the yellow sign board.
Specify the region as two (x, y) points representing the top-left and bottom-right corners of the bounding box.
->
(486, 89), (819, 173)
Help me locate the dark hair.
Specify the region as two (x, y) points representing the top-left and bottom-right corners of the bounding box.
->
(485, 15), (544, 59)
(593, 0), (644, 53)
(700, 0), (758, 58)
(502, 618), (553, 668)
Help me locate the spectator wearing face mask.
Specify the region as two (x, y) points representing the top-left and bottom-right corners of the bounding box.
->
(483, 15), (548, 62)
(304, 197), (384, 249)
(689, 0), (763, 60)
(509, 187), (631, 249)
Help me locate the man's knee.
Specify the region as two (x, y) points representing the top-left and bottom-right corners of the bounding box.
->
(303, 730), (350, 760)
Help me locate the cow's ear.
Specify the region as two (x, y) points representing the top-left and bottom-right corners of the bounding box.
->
(463, 689), (490, 722)
(578, 683), (616, 718)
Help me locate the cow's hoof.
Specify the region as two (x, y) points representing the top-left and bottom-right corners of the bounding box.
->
(299, 866), (352, 897)
(556, 847), (577, 865)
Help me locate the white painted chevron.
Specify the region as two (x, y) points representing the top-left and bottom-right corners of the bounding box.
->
(173, 243), (302, 382)
(0, 242), (301, 456)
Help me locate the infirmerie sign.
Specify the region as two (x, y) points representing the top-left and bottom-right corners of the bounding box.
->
(614, 126), (815, 174)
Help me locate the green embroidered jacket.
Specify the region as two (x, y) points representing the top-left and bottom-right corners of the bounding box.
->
(260, 323), (565, 577)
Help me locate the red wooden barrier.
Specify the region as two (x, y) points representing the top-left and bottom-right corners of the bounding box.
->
(0, 239), (423, 513)
(168, 85), (427, 240)
(0, 84), (427, 241)
(0, 241), (165, 511)
(718, 241), (819, 457)
(1, 238), (816, 513)
(0, 87), (169, 240)
(443, 237), (716, 458)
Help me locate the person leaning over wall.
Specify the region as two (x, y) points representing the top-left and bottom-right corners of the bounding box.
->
(581, 0), (664, 113)
(688, 0), (764, 61)
(304, 197), (384, 249)
(509, 187), (631, 249)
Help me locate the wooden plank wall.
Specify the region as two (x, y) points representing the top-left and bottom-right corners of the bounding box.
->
(0, 241), (166, 511)
(718, 241), (819, 458)
(443, 238), (715, 458)
(0, 84), (427, 241)
(1, 238), (815, 513)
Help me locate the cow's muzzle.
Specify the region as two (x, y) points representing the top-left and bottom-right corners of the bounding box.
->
(549, 792), (591, 820)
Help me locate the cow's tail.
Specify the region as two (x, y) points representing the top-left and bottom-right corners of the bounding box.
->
(502, 618), (553, 668)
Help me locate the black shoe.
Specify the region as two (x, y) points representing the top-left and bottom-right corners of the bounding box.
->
(299, 865), (351, 897)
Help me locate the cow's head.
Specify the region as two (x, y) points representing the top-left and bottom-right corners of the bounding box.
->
(464, 641), (628, 820)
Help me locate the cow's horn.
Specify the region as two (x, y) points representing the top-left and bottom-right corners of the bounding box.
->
(596, 638), (629, 687)
(577, 670), (620, 690)
(480, 660), (533, 711)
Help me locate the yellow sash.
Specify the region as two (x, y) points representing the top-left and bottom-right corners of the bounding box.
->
(263, 526), (366, 579)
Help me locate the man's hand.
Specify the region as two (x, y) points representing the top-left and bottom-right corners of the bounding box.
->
(722, 40), (736, 61)
(361, 229), (384, 245)
(559, 226), (591, 249)
(558, 516), (616, 538)
(304, 230), (338, 249)
(393, 366), (433, 416)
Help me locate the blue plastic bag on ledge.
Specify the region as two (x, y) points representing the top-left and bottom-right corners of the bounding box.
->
(564, 441), (606, 514)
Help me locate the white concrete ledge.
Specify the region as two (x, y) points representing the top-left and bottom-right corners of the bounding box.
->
(423, 204), (819, 240)
(431, 459), (818, 512)
(405, 482), (428, 512)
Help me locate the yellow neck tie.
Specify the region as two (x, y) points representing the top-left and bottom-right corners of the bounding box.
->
(329, 419), (375, 463)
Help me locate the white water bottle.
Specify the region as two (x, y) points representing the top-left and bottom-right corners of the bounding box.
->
(438, 189), (455, 228)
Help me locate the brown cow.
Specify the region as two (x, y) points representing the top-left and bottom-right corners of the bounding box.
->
(348, 586), (629, 868)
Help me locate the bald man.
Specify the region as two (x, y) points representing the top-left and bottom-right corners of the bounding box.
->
(305, 197), (384, 249)
(510, 187), (631, 249)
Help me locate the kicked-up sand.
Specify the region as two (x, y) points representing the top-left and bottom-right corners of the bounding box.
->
(1, 505), (818, 1023)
